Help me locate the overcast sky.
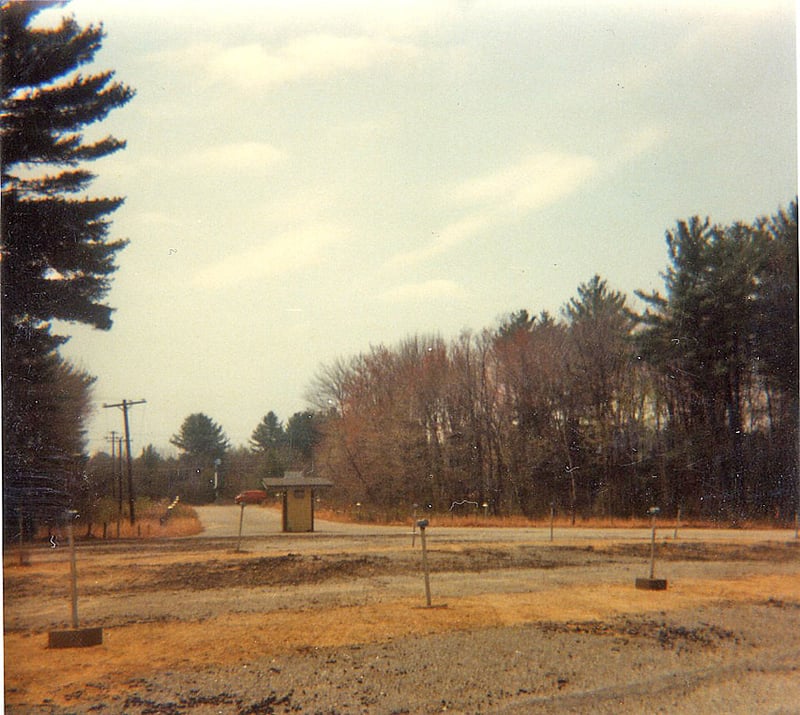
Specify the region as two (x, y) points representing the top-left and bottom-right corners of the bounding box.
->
(42, 0), (796, 456)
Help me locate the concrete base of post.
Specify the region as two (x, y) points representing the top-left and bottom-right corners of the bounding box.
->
(48, 627), (103, 649)
(635, 577), (668, 590)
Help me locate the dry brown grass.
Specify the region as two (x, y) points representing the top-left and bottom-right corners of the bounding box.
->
(34, 503), (203, 541)
(5, 567), (799, 709)
(315, 507), (786, 531)
(5, 510), (799, 712)
(100, 516), (203, 539)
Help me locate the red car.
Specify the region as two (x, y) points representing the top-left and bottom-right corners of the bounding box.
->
(234, 489), (268, 505)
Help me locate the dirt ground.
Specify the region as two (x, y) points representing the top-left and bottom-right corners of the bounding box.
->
(4, 506), (800, 714)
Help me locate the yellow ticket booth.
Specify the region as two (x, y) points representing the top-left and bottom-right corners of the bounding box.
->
(262, 471), (333, 533)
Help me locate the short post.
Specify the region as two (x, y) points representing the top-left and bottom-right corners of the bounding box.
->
(549, 501), (555, 543)
(18, 510), (30, 566)
(635, 506), (667, 590)
(411, 504), (418, 547)
(673, 505), (681, 539)
(236, 503), (246, 552)
(418, 519), (432, 607)
(648, 509), (657, 579)
(48, 510), (103, 648)
(69, 516), (79, 628)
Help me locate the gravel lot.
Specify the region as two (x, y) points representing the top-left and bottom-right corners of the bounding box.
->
(4, 506), (800, 714)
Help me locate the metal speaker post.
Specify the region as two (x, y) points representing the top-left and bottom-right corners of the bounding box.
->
(418, 519), (432, 607)
(635, 506), (667, 590)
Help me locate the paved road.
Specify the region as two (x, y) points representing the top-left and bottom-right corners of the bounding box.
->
(191, 504), (796, 545)
(193, 503), (283, 537)
(192, 504), (412, 541)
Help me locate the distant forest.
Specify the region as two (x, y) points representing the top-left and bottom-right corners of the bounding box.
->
(302, 203), (798, 523)
(70, 200), (800, 527)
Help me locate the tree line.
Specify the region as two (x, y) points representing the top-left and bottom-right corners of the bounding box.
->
(306, 205), (798, 523)
(78, 410), (320, 522)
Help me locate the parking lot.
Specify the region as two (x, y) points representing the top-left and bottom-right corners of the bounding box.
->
(4, 505), (800, 713)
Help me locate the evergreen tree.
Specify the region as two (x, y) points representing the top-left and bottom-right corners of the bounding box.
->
(286, 411), (320, 464)
(170, 413), (229, 502)
(559, 277), (637, 516)
(136, 444), (166, 497)
(752, 202), (799, 411)
(751, 202), (799, 517)
(170, 413), (230, 463)
(634, 214), (786, 519)
(250, 411), (286, 452)
(250, 411), (287, 479)
(2, 1), (134, 341)
(1, 1), (134, 535)
(564, 275), (634, 425)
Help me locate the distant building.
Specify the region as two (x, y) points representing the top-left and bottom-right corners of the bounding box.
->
(262, 470), (333, 532)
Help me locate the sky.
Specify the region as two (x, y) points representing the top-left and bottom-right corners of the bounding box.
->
(38, 0), (796, 456)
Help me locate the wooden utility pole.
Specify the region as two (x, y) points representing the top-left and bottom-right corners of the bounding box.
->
(106, 431), (117, 497)
(106, 431), (122, 537)
(118, 436), (123, 530)
(103, 399), (146, 524)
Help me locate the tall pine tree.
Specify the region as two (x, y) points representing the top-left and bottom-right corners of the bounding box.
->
(1, 1), (134, 535)
(634, 208), (797, 520)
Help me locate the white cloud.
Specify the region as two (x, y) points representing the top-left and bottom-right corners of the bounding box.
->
(380, 279), (466, 302)
(450, 151), (598, 212)
(389, 214), (493, 266)
(192, 223), (344, 289)
(130, 142), (283, 178)
(137, 211), (184, 227)
(187, 142), (283, 171)
(617, 125), (669, 162)
(67, 0), (463, 34)
(473, 0), (790, 16)
(180, 142), (284, 175)
(175, 34), (421, 90)
(390, 151), (598, 267)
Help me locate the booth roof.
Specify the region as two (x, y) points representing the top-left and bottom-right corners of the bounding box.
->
(262, 471), (333, 488)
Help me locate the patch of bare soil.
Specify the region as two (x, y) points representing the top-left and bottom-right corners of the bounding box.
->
(538, 618), (738, 649)
(152, 553), (392, 590)
(4, 534), (800, 714)
(130, 547), (572, 593)
(602, 539), (800, 562)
